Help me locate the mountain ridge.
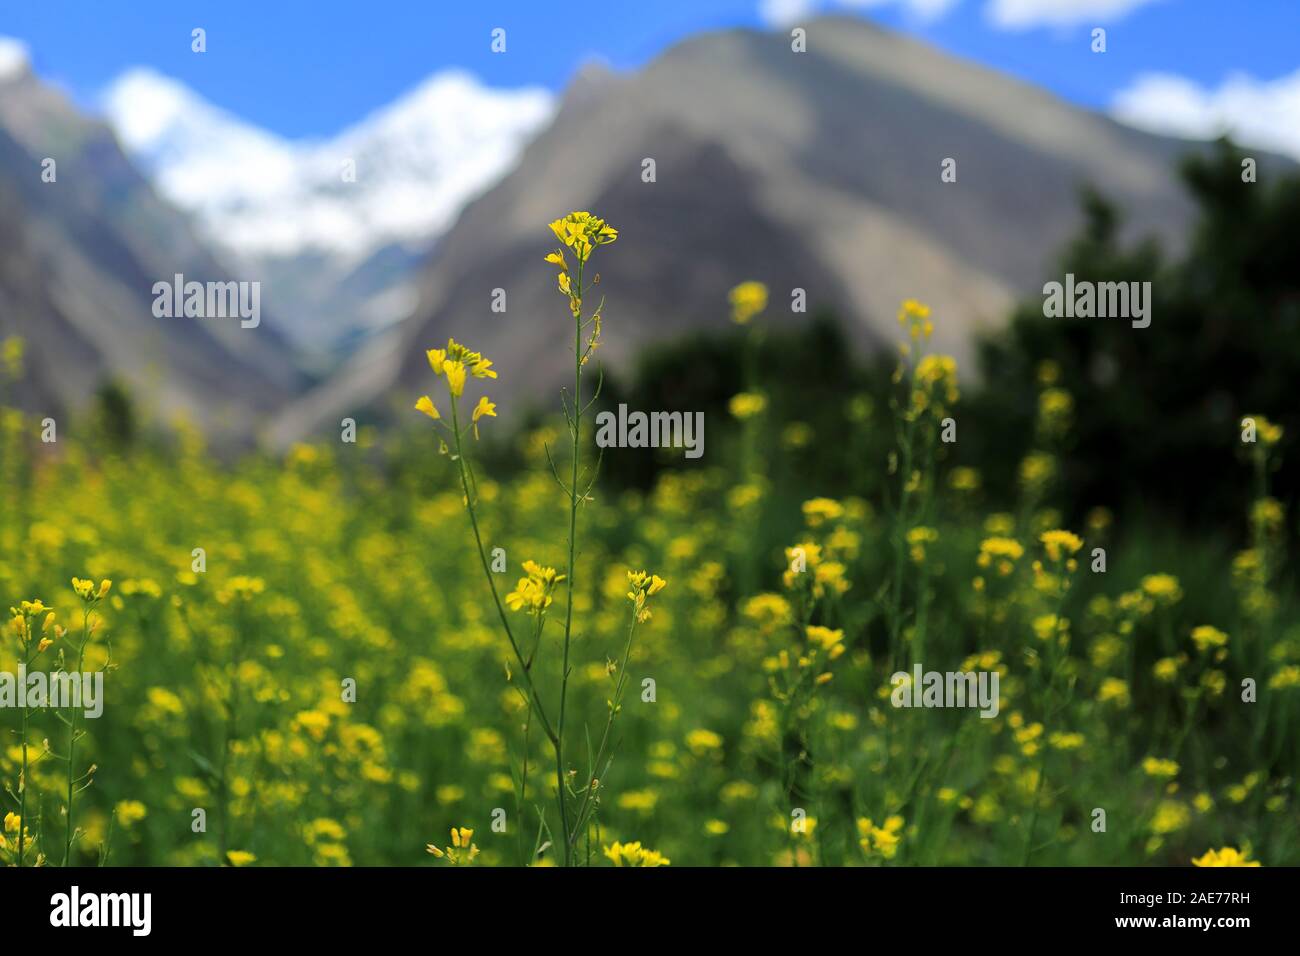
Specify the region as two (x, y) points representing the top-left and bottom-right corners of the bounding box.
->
(0, 64), (303, 439)
(102, 66), (556, 348)
(266, 16), (1213, 447)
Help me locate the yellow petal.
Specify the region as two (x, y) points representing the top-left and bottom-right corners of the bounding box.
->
(445, 361), (466, 398)
(414, 396), (441, 420)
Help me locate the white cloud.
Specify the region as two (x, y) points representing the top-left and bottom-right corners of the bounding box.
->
(760, 0), (1159, 27)
(0, 35), (31, 81)
(759, 0), (959, 28)
(1112, 68), (1300, 161)
(101, 67), (554, 261)
(759, 0), (816, 25)
(986, 0), (1165, 30)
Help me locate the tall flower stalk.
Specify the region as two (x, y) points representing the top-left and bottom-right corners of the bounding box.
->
(61, 577), (110, 865)
(5, 599), (55, 867)
(1022, 530), (1083, 864)
(417, 212), (664, 866)
(545, 211), (616, 863)
(727, 281), (769, 597)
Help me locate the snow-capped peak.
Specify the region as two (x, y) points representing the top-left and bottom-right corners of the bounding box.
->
(101, 67), (555, 262)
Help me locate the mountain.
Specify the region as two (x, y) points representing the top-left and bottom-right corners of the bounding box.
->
(102, 68), (554, 352)
(0, 46), (302, 439)
(267, 16), (1217, 446)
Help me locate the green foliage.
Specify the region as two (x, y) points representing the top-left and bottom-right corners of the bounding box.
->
(969, 140), (1300, 530)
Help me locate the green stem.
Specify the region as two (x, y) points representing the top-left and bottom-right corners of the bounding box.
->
(64, 605), (91, 866)
(449, 396), (558, 747)
(568, 611), (640, 849)
(17, 645), (30, 866)
(1023, 584), (1071, 865)
(556, 256), (586, 865)
(888, 378), (920, 676)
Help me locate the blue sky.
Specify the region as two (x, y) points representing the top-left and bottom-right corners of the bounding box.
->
(3, 0), (1296, 140)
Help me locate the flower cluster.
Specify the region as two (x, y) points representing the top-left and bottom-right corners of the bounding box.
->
(858, 815), (905, 860)
(801, 497), (845, 528)
(906, 525), (939, 564)
(602, 839), (670, 867)
(71, 577), (112, 603)
(1190, 624), (1228, 654)
(505, 561), (566, 615)
(426, 826), (479, 865)
(415, 339), (498, 440)
(626, 570), (668, 623)
(7, 598), (58, 651)
(977, 536), (1024, 577)
(897, 298), (933, 341)
(728, 280), (768, 325)
(546, 211), (617, 359)
(1039, 529), (1083, 564)
(782, 541), (850, 599)
(912, 354), (959, 413)
(1192, 846), (1260, 867)
(547, 210), (618, 264)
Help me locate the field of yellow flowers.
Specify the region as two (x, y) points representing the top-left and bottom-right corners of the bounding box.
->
(1, 212), (1295, 867)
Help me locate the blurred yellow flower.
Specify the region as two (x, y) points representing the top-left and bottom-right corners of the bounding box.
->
(858, 815), (905, 860)
(1192, 847), (1260, 867)
(729, 280), (768, 325)
(729, 392), (767, 419)
(1190, 625), (1228, 653)
(1142, 757), (1180, 779)
(603, 840), (670, 867)
(1040, 530), (1083, 562)
(801, 497), (845, 527)
(1141, 573), (1182, 605)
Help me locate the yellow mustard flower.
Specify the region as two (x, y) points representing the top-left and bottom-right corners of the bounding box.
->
(444, 360), (467, 398)
(603, 840), (670, 867)
(858, 815), (905, 860)
(729, 392), (767, 419)
(471, 396), (496, 438)
(505, 561), (565, 615)
(1142, 757), (1180, 779)
(801, 497), (845, 527)
(805, 625), (845, 656)
(414, 395), (441, 420)
(627, 570), (668, 623)
(729, 281), (768, 325)
(427, 826), (479, 864)
(1190, 625), (1228, 654)
(1192, 846), (1260, 867)
(548, 210), (618, 263)
(1040, 530), (1083, 562)
(1098, 677), (1130, 707)
(685, 729), (724, 755)
(896, 299), (933, 341)
(1141, 573), (1182, 605)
